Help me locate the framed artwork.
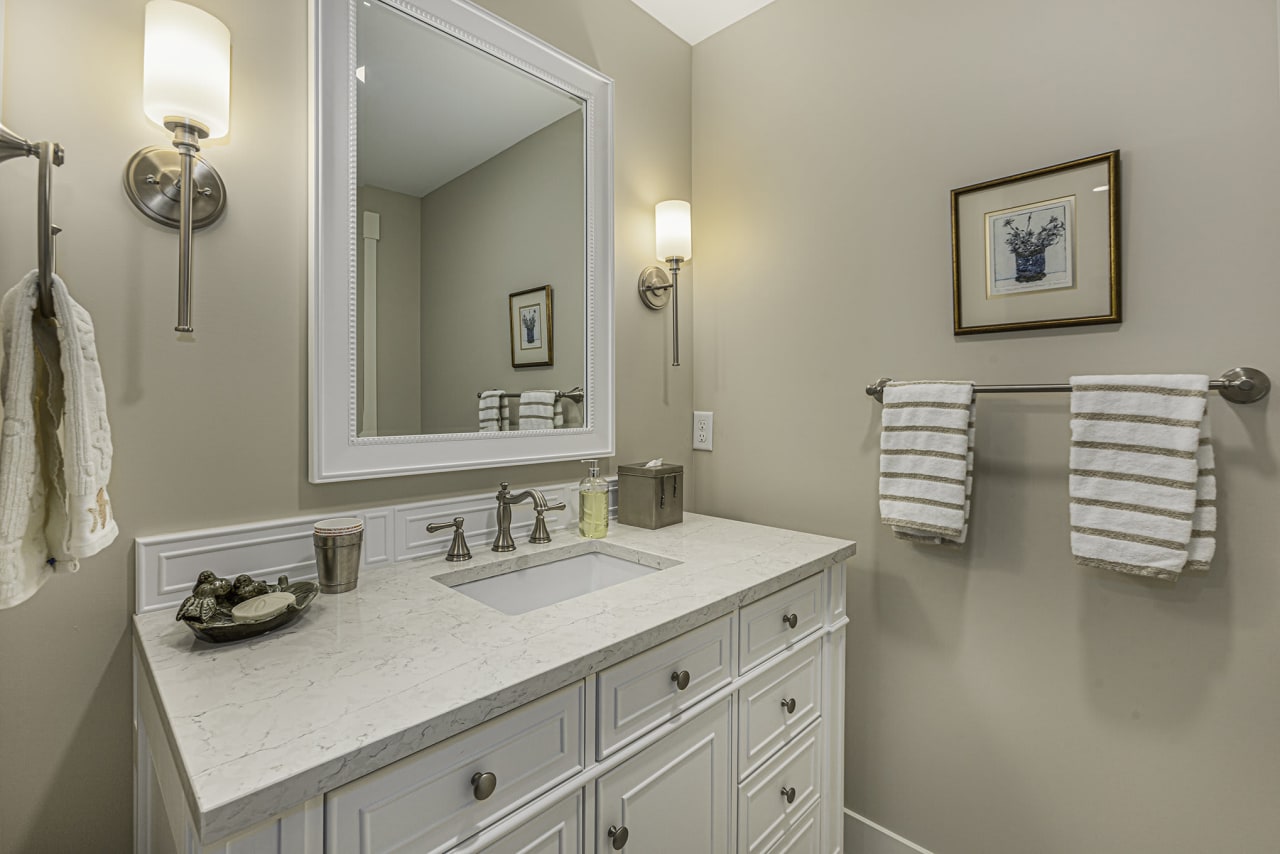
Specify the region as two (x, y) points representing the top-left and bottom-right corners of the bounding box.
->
(951, 150), (1120, 335)
(509, 285), (554, 368)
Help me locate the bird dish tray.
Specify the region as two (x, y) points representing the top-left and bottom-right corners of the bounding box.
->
(176, 572), (319, 644)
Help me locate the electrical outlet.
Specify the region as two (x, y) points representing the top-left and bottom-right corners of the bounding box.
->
(693, 411), (714, 451)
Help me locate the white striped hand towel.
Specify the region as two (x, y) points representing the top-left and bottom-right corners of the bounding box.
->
(479, 390), (505, 431)
(1186, 420), (1216, 571)
(518, 390), (556, 430)
(1069, 375), (1213, 580)
(879, 381), (976, 545)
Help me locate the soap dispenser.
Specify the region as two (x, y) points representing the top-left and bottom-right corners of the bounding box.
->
(578, 459), (609, 539)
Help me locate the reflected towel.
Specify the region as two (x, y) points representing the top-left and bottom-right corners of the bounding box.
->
(1069, 374), (1212, 581)
(518, 390), (556, 430)
(479, 390), (505, 431)
(878, 381), (976, 545)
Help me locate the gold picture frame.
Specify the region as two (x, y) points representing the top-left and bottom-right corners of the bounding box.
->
(951, 150), (1121, 335)
(509, 284), (554, 368)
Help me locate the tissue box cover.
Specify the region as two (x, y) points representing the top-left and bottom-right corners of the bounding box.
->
(617, 461), (684, 529)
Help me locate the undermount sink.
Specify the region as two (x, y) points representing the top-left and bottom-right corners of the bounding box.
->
(449, 551), (660, 615)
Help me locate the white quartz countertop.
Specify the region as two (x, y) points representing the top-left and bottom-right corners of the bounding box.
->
(133, 513), (856, 842)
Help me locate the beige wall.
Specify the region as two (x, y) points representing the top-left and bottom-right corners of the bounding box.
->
(419, 113), (585, 433)
(357, 183), (422, 436)
(0, 0), (690, 850)
(692, 0), (1280, 852)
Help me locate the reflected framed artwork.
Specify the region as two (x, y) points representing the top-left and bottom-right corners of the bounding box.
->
(951, 150), (1120, 335)
(510, 284), (554, 368)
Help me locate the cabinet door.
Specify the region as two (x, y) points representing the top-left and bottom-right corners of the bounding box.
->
(596, 698), (733, 853)
(467, 789), (583, 854)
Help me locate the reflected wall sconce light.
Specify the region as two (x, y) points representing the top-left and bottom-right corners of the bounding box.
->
(638, 200), (691, 366)
(123, 0), (230, 333)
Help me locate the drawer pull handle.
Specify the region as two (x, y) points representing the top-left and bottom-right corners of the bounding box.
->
(781, 697), (797, 714)
(670, 670), (691, 691)
(608, 824), (630, 849)
(782, 613), (798, 629)
(780, 786), (797, 804)
(470, 771), (497, 801)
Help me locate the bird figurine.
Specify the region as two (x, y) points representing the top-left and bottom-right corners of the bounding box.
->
(228, 574), (274, 605)
(175, 571), (233, 622)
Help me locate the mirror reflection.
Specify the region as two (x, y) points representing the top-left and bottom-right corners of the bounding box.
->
(355, 1), (587, 437)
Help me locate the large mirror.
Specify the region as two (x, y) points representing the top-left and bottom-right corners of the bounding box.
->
(310, 0), (614, 481)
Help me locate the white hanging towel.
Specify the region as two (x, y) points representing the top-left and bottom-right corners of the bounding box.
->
(518, 390), (556, 430)
(878, 381), (976, 545)
(0, 272), (117, 609)
(478, 389), (505, 431)
(1069, 374), (1212, 581)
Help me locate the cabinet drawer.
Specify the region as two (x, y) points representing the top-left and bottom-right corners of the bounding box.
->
(768, 800), (821, 854)
(596, 614), (733, 758)
(324, 681), (585, 854)
(739, 574), (823, 674)
(738, 637), (822, 779)
(737, 720), (822, 854)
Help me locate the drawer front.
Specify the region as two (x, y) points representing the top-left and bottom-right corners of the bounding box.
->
(738, 637), (822, 779)
(325, 681), (585, 854)
(738, 720), (822, 854)
(597, 614), (733, 758)
(769, 800), (821, 854)
(473, 789), (582, 854)
(739, 574), (824, 674)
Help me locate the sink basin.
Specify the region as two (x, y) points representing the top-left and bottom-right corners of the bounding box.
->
(449, 552), (659, 615)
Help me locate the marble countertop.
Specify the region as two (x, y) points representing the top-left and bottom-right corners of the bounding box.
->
(133, 513), (856, 842)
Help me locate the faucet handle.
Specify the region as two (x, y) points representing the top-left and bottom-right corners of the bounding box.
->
(426, 516), (472, 562)
(529, 501), (565, 545)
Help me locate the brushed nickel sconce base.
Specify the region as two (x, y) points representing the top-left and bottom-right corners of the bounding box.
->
(124, 145), (227, 229)
(637, 265), (672, 309)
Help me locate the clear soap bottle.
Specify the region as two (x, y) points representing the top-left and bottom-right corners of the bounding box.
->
(578, 459), (608, 539)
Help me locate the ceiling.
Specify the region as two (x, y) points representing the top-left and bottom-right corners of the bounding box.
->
(627, 0), (779, 44)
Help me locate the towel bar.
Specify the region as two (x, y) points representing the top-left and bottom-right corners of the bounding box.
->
(0, 123), (65, 320)
(866, 367), (1270, 405)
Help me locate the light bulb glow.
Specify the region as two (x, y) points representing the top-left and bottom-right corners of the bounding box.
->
(143, 1), (231, 139)
(655, 200), (691, 261)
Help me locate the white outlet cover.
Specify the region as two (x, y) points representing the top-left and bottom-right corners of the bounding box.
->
(693, 411), (713, 451)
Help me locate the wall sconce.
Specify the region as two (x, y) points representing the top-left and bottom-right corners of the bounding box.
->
(638, 200), (691, 367)
(123, 0), (230, 333)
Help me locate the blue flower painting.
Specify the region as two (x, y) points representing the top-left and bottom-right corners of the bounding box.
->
(519, 305), (541, 348)
(986, 197), (1075, 297)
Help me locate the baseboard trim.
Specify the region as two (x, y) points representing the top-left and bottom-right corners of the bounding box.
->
(844, 808), (936, 854)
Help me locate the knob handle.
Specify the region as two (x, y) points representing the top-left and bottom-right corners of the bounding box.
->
(782, 612), (798, 629)
(608, 824), (629, 849)
(781, 786), (796, 804)
(471, 771), (497, 801)
(670, 670), (691, 691)
(781, 697), (796, 714)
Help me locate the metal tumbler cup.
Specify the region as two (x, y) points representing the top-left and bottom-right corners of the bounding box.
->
(314, 517), (363, 593)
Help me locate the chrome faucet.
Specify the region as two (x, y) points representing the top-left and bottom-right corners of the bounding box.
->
(492, 482), (567, 552)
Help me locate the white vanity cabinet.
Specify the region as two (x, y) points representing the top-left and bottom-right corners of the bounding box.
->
(137, 561), (849, 854)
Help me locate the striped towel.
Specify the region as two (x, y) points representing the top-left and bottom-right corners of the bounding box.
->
(1069, 375), (1216, 581)
(518, 390), (556, 430)
(879, 381), (976, 544)
(479, 390), (505, 431)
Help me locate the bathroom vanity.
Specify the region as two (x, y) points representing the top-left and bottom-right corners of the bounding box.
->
(133, 514), (854, 853)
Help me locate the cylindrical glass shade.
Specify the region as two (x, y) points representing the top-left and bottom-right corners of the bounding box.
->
(143, 1), (231, 139)
(655, 200), (692, 261)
